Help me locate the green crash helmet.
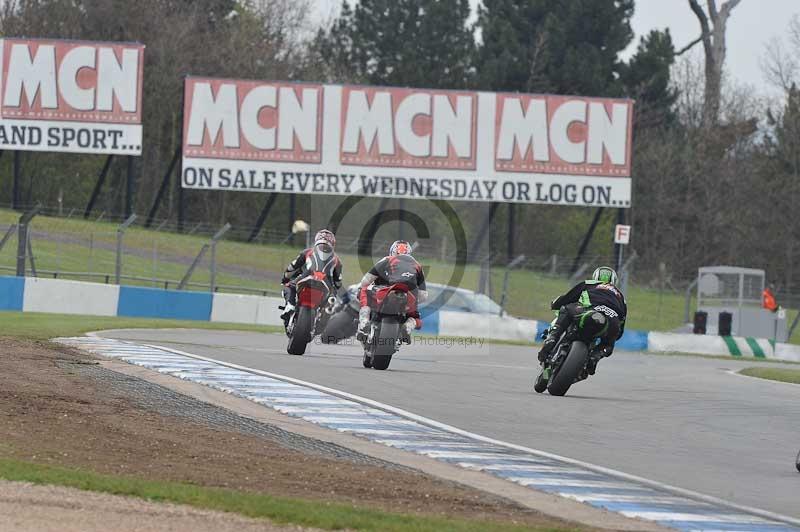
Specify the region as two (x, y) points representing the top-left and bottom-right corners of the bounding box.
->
(591, 266), (619, 286)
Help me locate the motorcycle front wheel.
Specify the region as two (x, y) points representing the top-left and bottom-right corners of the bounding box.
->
(287, 307), (315, 355)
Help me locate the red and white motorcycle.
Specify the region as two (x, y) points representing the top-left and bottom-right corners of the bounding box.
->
(286, 271), (335, 355)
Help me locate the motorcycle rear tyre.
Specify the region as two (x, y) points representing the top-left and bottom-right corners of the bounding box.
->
(371, 320), (399, 370)
(547, 342), (588, 396)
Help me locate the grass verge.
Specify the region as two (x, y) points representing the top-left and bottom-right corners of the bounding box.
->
(739, 367), (800, 384)
(0, 458), (566, 532)
(0, 310), (282, 341)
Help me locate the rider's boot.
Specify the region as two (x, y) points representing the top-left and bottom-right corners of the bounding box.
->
(587, 347), (611, 375)
(400, 317), (416, 344)
(537, 324), (562, 362)
(586, 355), (600, 376)
(280, 302), (295, 326)
(356, 306), (371, 342)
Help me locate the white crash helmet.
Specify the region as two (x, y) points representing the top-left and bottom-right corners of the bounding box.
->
(313, 229), (336, 261)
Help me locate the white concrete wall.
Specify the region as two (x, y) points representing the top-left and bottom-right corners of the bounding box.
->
(210, 293), (284, 326)
(647, 332), (732, 357)
(211, 293), (262, 324)
(648, 331), (800, 361)
(773, 343), (800, 362)
(254, 296), (284, 326)
(23, 277), (120, 316)
(437, 310), (538, 342)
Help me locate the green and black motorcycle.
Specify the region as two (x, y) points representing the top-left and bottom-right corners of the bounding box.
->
(534, 309), (610, 396)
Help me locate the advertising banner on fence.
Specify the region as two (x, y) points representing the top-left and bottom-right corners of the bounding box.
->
(182, 78), (633, 207)
(0, 38), (144, 155)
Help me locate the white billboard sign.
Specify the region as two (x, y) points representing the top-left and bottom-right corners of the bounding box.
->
(182, 78), (634, 207)
(0, 38), (144, 155)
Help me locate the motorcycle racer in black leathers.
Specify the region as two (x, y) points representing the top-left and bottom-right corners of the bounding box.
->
(279, 229), (343, 325)
(538, 266), (627, 375)
(356, 240), (427, 343)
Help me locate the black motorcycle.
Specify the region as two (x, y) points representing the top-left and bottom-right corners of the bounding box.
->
(320, 285), (359, 344)
(534, 310), (610, 396)
(361, 284), (416, 371)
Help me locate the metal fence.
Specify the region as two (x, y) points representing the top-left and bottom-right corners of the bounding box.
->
(0, 205), (671, 324)
(5, 204), (798, 332)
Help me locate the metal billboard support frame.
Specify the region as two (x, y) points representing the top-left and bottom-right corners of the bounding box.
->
(12, 151), (21, 210)
(248, 193), (278, 243)
(145, 146), (181, 228)
(507, 203), (516, 262)
(614, 209), (626, 272)
(570, 207), (606, 276)
(359, 197), (391, 257)
(177, 170), (186, 233)
(84, 155), (115, 219)
(125, 156), (136, 219)
(470, 202), (499, 261)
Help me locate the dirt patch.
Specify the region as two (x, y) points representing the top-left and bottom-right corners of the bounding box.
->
(0, 337), (587, 529)
(1, 480), (316, 532)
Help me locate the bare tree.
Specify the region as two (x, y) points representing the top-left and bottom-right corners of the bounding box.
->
(762, 15), (800, 92)
(682, 0), (743, 128)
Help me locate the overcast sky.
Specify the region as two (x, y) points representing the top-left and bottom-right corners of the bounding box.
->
(316, 0), (799, 93)
(626, 0), (798, 92)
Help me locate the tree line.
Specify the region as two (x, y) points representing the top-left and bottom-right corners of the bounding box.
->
(0, 0), (797, 291)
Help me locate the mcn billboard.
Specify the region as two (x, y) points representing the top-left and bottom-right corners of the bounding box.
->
(182, 78), (633, 207)
(0, 38), (144, 155)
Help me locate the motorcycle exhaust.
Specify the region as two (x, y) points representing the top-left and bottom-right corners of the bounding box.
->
(325, 296), (337, 314)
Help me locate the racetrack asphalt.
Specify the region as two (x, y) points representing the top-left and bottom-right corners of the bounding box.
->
(100, 329), (800, 519)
